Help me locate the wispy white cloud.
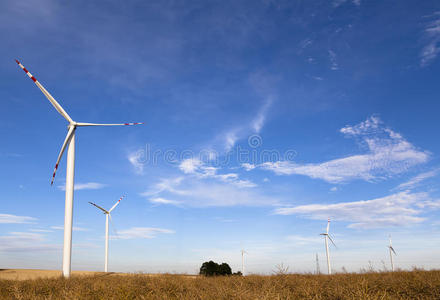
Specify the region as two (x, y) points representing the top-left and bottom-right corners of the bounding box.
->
(214, 217), (236, 223)
(141, 177), (186, 197)
(396, 169), (439, 190)
(242, 163), (257, 171)
(198, 71), (274, 154)
(333, 0), (361, 7)
(252, 97), (273, 133)
(141, 177), (185, 197)
(224, 131), (239, 152)
(0, 213), (36, 224)
(0, 152), (22, 158)
(113, 227), (174, 239)
(252, 116), (429, 183)
(0, 232), (59, 252)
(328, 50), (339, 70)
(174, 182), (270, 206)
(51, 226), (89, 232)
(420, 13), (440, 67)
(179, 158), (207, 174)
(149, 197), (181, 206)
(30, 229), (54, 233)
(274, 191), (435, 229)
(215, 97), (273, 152)
(285, 235), (322, 246)
(178, 158), (256, 188)
(142, 175), (276, 207)
(58, 182), (107, 191)
(127, 150), (144, 174)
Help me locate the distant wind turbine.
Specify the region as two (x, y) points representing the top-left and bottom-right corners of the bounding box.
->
(388, 235), (397, 272)
(89, 196), (124, 272)
(320, 218), (337, 275)
(315, 253), (320, 274)
(241, 248), (248, 275)
(16, 60), (143, 277)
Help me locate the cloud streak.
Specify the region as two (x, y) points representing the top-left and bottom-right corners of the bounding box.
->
(274, 191), (435, 229)
(51, 226), (89, 232)
(113, 227), (174, 240)
(252, 97), (273, 133)
(216, 97), (273, 152)
(249, 116), (429, 183)
(128, 150), (144, 174)
(178, 158), (256, 188)
(0, 232), (59, 252)
(396, 169), (439, 190)
(328, 50), (339, 70)
(142, 175), (277, 207)
(149, 197), (181, 206)
(420, 13), (440, 67)
(58, 182), (107, 191)
(0, 213), (36, 224)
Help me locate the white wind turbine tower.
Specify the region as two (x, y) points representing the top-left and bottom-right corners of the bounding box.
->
(388, 235), (397, 272)
(315, 253), (320, 275)
(16, 60), (142, 277)
(320, 218), (337, 275)
(89, 196), (124, 272)
(241, 248), (248, 275)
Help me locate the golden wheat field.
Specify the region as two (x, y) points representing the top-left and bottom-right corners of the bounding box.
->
(0, 269), (440, 299)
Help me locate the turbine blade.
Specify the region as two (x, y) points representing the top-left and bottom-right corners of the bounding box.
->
(328, 235), (337, 248)
(390, 246), (397, 255)
(108, 195), (124, 213)
(88, 202), (109, 214)
(15, 59), (73, 123)
(326, 218), (330, 234)
(51, 126), (75, 185)
(76, 122), (143, 127)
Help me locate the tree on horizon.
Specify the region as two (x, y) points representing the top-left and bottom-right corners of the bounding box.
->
(199, 260), (232, 276)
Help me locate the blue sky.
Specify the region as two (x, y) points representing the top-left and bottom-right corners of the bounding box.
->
(1, 0), (440, 274)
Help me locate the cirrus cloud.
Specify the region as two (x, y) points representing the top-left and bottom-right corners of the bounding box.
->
(249, 116), (429, 183)
(0, 213), (36, 224)
(274, 191), (437, 229)
(113, 227), (175, 240)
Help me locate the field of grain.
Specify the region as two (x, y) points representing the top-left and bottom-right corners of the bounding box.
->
(1, 269), (439, 299)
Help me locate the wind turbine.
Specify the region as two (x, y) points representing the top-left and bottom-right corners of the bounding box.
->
(320, 218), (336, 275)
(315, 253), (320, 274)
(89, 196), (124, 272)
(241, 248), (248, 275)
(388, 235), (397, 272)
(15, 60), (142, 277)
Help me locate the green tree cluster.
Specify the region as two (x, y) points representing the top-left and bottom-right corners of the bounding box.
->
(199, 261), (233, 276)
